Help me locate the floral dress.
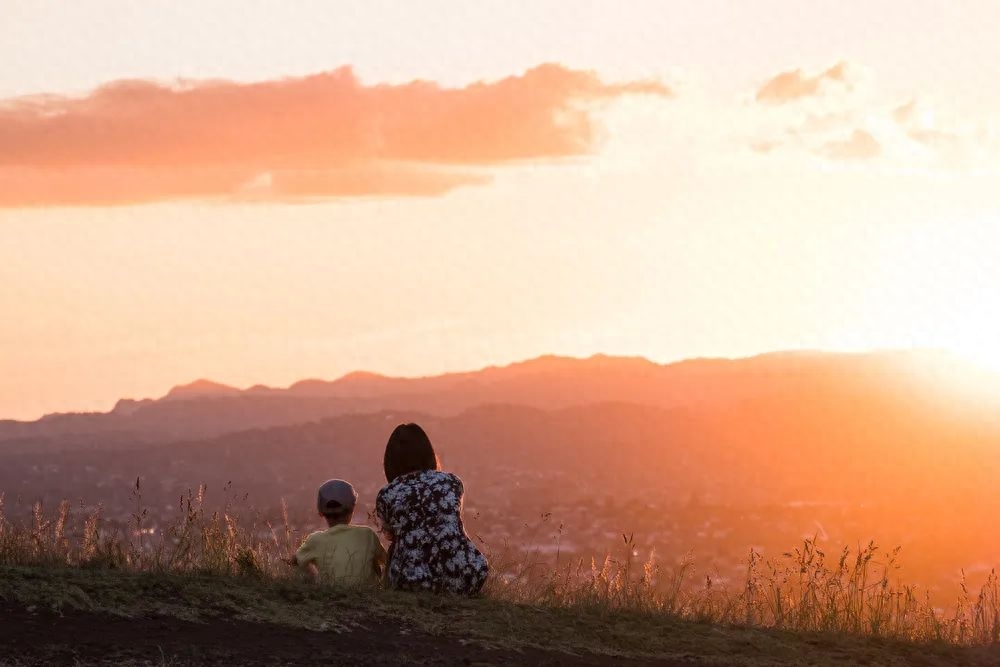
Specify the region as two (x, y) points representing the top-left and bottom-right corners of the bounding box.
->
(375, 469), (489, 595)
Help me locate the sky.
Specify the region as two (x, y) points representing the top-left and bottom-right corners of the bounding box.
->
(2, 1), (1000, 419)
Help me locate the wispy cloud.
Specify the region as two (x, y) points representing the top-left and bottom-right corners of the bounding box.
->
(748, 62), (996, 169)
(821, 129), (881, 161)
(755, 62), (857, 104)
(0, 64), (669, 207)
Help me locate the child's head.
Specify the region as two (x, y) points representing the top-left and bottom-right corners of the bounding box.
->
(316, 479), (358, 526)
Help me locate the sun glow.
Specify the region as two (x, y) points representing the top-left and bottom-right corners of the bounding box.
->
(855, 215), (1000, 373)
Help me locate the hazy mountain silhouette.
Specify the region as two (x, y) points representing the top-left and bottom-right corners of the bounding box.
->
(0, 350), (996, 450)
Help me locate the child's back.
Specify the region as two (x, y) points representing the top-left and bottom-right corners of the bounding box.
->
(295, 523), (385, 585)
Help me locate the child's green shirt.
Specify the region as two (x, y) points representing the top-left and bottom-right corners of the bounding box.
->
(295, 525), (386, 585)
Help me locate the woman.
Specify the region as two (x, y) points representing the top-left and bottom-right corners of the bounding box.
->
(375, 423), (488, 594)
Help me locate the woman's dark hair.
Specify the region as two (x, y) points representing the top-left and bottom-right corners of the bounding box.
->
(383, 423), (439, 482)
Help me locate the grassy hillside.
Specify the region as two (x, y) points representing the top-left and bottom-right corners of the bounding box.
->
(1, 500), (999, 665)
(2, 564), (998, 666)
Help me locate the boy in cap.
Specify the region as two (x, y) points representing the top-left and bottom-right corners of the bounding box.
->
(291, 479), (387, 586)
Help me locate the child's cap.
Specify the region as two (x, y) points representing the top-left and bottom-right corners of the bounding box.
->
(317, 479), (358, 515)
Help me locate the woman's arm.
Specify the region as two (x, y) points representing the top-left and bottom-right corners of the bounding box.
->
(373, 536), (389, 579)
(374, 488), (395, 543)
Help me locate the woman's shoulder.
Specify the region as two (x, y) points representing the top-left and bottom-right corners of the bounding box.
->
(405, 468), (459, 483)
(380, 469), (463, 494)
(377, 472), (424, 501)
(425, 469), (464, 492)
(376, 478), (402, 502)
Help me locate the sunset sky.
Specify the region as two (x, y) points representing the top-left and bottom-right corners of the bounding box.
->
(2, 1), (1000, 419)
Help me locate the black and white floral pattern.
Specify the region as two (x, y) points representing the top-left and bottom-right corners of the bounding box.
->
(376, 469), (488, 595)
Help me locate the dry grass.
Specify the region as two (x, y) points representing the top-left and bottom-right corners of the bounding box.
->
(1, 484), (997, 648)
(0, 482), (288, 577)
(486, 532), (1000, 645)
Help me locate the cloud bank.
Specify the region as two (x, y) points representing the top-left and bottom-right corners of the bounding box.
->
(0, 64), (669, 207)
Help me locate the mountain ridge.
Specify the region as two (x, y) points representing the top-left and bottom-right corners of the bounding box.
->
(1, 348), (994, 447)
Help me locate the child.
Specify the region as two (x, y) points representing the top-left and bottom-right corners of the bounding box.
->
(291, 479), (386, 586)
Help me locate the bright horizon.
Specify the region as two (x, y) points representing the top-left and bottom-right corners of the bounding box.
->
(3, 1), (1000, 420)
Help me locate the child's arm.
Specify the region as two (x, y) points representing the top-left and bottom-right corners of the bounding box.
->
(292, 535), (321, 582)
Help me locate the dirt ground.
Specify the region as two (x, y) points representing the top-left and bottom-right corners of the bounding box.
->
(0, 602), (693, 666)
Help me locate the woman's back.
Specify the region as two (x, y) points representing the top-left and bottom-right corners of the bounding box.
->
(376, 469), (488, 594)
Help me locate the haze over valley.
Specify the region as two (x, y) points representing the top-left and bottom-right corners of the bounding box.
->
(3, 350), (997, 601)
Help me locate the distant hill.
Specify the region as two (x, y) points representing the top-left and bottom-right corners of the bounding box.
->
(1, 349), (997, 448)
(162, 379), (242, 401)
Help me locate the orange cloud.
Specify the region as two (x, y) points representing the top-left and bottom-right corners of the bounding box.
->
(822, 129), (881, 161)
(0, 64), (668, 207)
(756, 62), (853, 104)
(891, 99), (962, 150)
